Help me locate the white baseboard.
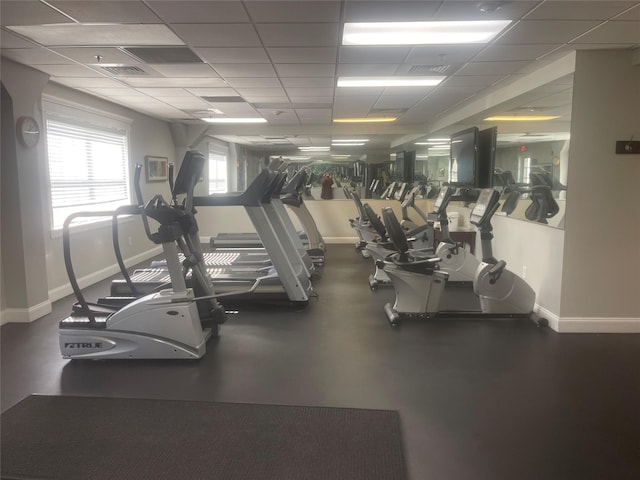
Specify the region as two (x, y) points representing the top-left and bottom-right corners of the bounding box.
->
(0, 300), (52, 326)
(48, 246), (162, 304)
(555, 317), (640, 333)
(534, 304), (560, 331)
(531, 305), (640, 333)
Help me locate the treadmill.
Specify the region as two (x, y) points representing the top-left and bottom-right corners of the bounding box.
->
(211, 168), (326, 265)
(111, 168), (315, 306)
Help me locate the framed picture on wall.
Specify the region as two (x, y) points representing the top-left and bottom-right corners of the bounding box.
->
(145, 156), (168, 182)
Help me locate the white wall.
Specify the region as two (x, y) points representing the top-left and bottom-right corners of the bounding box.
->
(559, 50), (640, 332)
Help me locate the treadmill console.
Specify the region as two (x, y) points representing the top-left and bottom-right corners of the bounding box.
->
(470, 188), (500, 226)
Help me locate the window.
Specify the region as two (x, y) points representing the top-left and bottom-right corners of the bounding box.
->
(44, 103), (130, 230)
(208, 143), (228, 194)
(518, 156), (531, 184)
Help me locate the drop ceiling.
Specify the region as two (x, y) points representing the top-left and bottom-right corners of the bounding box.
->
(1, 1), (639, 159)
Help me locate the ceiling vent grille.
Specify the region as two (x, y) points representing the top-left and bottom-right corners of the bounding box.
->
(100, 65), (149, 76)
(124, 47), (202, 64)
(408, 64), (450, 74)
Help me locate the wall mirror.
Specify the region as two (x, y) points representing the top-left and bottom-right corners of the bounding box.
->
(222, 74), (573, 230)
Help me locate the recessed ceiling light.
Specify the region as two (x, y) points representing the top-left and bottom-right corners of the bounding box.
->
(342, 20), (512, 46)
(337, 76), (444, 87)
(299, 147), (330, 151)
(332, 138), (370, 143)
(333, 117), (397, 123)
(331, 142), (366, 146)
(484, 115), (560, 121)
(202, 117), (267, 124)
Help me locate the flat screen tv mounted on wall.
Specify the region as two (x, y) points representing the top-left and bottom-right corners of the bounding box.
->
(449, 127), (479, 187)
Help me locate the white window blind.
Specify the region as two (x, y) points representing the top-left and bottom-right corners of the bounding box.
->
(208, 143), (228, 194)
(46, 117), (130, 229)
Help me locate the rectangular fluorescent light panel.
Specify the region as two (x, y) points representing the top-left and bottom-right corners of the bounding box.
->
(343, 21), (512, 45)
(338, 77), (444, 87)
(484, 115), (560, 121)
(299, 147), (330, 151)
(7, 24), (184, 47)
(331, 142), (365, 146)
(202, 118), (267, 124)
(332, 139), (370, 143)
(333, 117), (397, 123)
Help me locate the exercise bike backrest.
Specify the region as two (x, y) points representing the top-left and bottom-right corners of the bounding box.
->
(362, 203), (388, 241)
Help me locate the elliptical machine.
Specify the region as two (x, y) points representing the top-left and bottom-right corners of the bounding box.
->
(381, 188), (541, 327)
(59, 151), (227, 360)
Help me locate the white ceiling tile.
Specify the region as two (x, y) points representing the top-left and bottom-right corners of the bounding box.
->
(288, 97), (334, 104)
(212, 63), (277, 78)
(255, 24), (340, 47)
(297, 110), (332, 124)
(234, 87), (287, 97)
(523, 1), (637, 21)
(404, 45), (484, 64)
(336, 64), (400, 76)
(50, 77), (127, 88)
(571, 21), (640, 44)
(456, 61), (529, 76)
(185, 88), (239, 97)
(242, 96), (290, 103)
(49, 1), (161, 23)
(380, 86), (438, 97)
(194, 48), (270, 64)
(171, 24), (261, 47)
(434, 1), (537, 22)
(33, 64), (105, 77)
(267, 47), (337, 63)
(0, 0), (72, 25)
(224, 78), (283, 88)
(374, 95), (427, 109)
(256, 108), (298, 121)
(339, 46), (412, 64)
(155, 97), (211, 109)
(244, 1), (341, 22)
(332, 96), (378, 116)
(146, 1), (250, 23)
(335, 87), (384, 97)
(146, 64), (220, 77)
(284, 87), (334, 97)
(203, 103), (261, 116)
(474, 44), (561, 62)
(1, 48), (75, 65)
(274, 64), (336, 77)
(51, 47), (140, 65)
(122, 77), (228, 88)
(83, 87), (144, 98)
(343, 1), (441, 22)
(135, 88), (193, 97)
(497, 20), (602, 44)
(443, 75), (503, 87)
(280, 77), (334, 88)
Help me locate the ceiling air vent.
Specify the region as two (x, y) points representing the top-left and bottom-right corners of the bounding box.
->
(124, 47), (202, 64)
(100, 65), (149, 76)
(408, 64), (451, 74)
